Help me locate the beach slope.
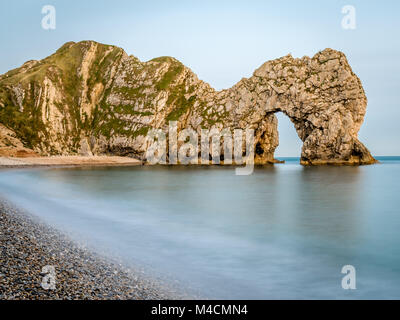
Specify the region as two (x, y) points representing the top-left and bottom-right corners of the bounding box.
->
(0, 200), (180, 300)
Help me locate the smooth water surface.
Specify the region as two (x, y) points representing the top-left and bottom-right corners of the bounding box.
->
(1, 157), (400, 299)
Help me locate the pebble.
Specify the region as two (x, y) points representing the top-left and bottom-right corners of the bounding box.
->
(0, 199), (188, 300)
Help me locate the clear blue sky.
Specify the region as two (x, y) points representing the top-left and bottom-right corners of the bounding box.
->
(0, 0), (399, 156)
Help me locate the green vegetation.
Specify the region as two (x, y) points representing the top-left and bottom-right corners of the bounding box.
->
(166, 94), (196, 122)
(0, 41), (208, 154)
(0, 88), (46, 148)
(87, 46), (123, 89)
(149, 56), (175, 63)
(114, 86), (146, 99)
(113, 105), (153, 116)
(156, 63), (184, 90)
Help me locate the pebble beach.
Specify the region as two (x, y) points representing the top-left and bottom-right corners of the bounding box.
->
(0, 199), (182, 300)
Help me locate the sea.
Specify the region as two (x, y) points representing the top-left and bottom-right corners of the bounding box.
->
(1, 157), (400, 299)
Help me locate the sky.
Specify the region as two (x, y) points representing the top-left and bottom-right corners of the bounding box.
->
(0, 0), (399, 156)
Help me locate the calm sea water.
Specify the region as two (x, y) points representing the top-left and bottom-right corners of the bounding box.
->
(1, 157), (400, 299)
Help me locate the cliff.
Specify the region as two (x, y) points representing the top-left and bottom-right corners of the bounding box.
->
(0, 40), (376, 165)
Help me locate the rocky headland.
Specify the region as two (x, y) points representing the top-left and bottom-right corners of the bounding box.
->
(0, 41), (376, 165)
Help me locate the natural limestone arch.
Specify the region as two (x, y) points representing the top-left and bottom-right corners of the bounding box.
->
(254, 49), (376, 165)
(196, 48), (377, 165)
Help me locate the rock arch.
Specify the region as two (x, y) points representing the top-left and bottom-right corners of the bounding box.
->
(197, 48), (376, 165)
(255, 49), (376, 165)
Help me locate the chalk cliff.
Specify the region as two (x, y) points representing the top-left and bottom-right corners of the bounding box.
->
(0, 41), (376, 165)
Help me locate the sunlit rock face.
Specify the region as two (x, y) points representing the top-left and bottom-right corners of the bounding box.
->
(248, 48), (376, 165)
(0, 41), (376, 165)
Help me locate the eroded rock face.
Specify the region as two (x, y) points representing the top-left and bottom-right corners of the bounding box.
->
(0, 124), (38, 157)
(248, 49), (376, 165)
(0, 41), (376, 165)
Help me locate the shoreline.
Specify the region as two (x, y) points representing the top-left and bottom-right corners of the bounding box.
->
(0, 198), (186, 300)
(0, 156), (142, 169)
(0, 155), (381, 170)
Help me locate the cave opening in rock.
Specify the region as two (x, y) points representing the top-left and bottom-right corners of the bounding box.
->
(275, 112), (303, 160)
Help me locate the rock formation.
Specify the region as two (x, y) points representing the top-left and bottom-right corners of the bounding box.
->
(0, 40), (376, 165)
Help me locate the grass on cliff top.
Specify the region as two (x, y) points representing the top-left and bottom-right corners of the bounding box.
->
(0, 41), (126, 151)
(156, 61), (184, 90)
(1, 41), (122, 87)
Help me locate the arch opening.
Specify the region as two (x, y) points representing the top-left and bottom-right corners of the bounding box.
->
(274, 112), (303, 161)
